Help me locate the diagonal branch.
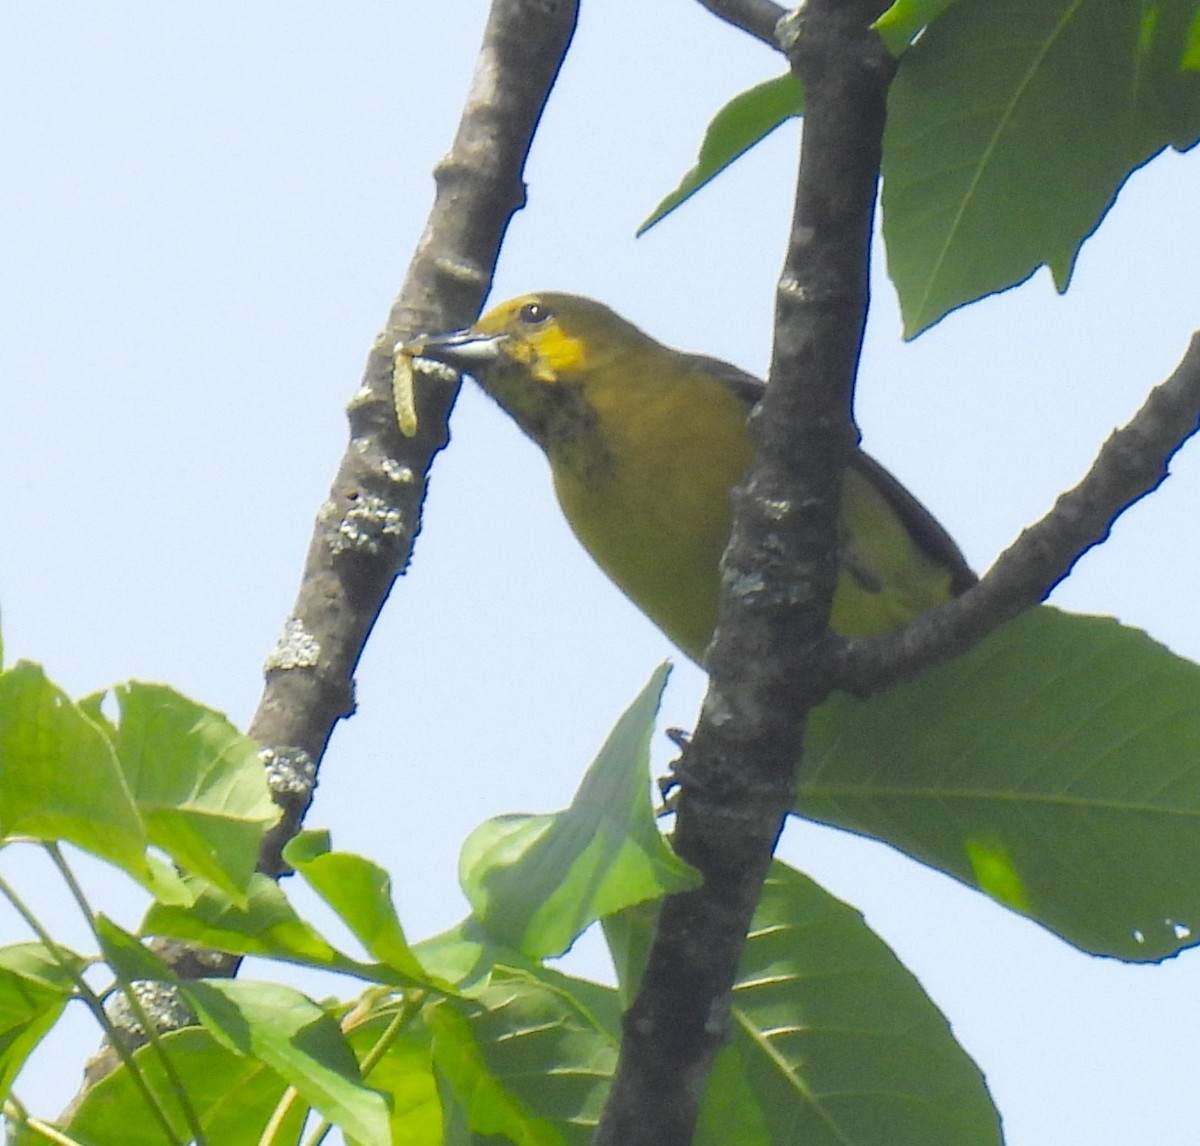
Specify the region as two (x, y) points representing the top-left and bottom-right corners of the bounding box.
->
(64, 0), (579, 1116)
(694, 0), (788, 47)
(250, 0), (579, 877)
(834, 331), (1200, 695)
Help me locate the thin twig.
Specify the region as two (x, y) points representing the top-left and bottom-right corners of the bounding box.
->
(694, 0), (787, 47)
(302, 994), (423, 1146)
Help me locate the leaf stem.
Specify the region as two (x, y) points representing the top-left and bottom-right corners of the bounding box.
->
(42, 844), (209, 1146)
(301, 992), (424, 1146)
(4, 1097), (88, 1146)
(0, 864), (184, 1146)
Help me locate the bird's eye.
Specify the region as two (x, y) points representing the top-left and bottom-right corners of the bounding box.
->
(518, 301), (552, 325)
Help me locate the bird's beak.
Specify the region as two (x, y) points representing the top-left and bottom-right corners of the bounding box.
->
(401, 329), (507, 375)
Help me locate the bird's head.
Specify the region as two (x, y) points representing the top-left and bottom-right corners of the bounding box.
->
(409, 292), (655, 453)
(414, 292), (651, 381)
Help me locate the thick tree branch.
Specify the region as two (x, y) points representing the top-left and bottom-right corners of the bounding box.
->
(694, 0), (788, 47)
(834, 331), (1200, 695)
(593, 4), (895, 1144)
(64, 0), (578, 1116)
(251, 0), (579, 876)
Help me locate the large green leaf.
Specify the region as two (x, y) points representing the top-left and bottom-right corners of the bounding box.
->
(143, 871), (434, 990)
(638, 75), (802, 235)
(107, 682), (278, 901)
(883, 0), (1200, 334)
(603, 862), (999, 1146)
(721, 863), (999, 1146)
(459, 664), (698, 959)
(799, 607), (1200, 960)
(430, 967), (621, 1146)
(428, 995), (571, 1146)
(63, 1027), (306, 1146)
(0, 662), (149, 879)
(184, 978), (390, 1146)
(93, 915), (390, 1146)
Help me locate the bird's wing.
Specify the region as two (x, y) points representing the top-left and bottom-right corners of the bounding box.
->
(677, 352), (767, 407)
(847, 450), (977, 594)
(686, 352), (977, 595)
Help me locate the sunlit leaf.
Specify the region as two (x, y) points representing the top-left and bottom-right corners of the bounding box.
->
(64, 1027), (305, 1146)
(460, 664), (697, 959)
(185, 978), (390, 1146)
(428, 997), (569, 1146)
(0, 662), (148, 880)
(0, 943), (84, 1101)
(873, 0), (966, 54)
(143, 873), (420, 986)
(108, 682), (278, 902)
(285, 831), (431, 984)
(429, 966), (620, 1146)
(349, 1014), (443, 1146)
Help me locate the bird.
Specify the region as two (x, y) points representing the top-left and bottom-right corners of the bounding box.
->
(411, 292), (975, 663)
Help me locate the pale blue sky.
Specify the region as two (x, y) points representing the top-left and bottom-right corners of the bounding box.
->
(2, 2), (1200, 1141)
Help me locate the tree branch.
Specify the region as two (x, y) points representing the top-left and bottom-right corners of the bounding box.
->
(250, 0), (579, 876)
(64, 0), (579, 1115)
(593, 4), (896, 1144)
(834, 331), (1200, 695)
(693, 0), (788, 47)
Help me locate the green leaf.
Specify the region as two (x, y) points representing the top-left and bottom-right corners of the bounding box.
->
(604, 863), (1000, 1145)
(1132, 1), (1200, 145)
(638, 75), (802, 235)
(0, 942), (85, 992)
(1185, 3), (1200, 67)
(599, 900), (658, 1007)
(108, 682), (278, 902)
(64, 1027), (307, 1146)
(95, 914), (177, 985)
(429, 998), (567, 1146)
(143, 873), (422, 986)
(873, 0), (966, 54)
(460, 664), (698, 959)
(348, 1013), (443, 1146)
(86, 914), (390, 1146)
(0, 943), (84, 1101)
(799, 607), (1200, 961)
(0, 662), (149, 879)
(414, 917), (543, 996)
(284, 831), (430, 984)
(429, 967), (620, 1146)
(693, 1045), (772, 1146)
(883, 0), (1200, 334)
(184, 978), (391, 1146)
(722, 862), (999, 1145)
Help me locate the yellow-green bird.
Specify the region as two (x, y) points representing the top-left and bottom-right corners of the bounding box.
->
(415, 293), (975, 663)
